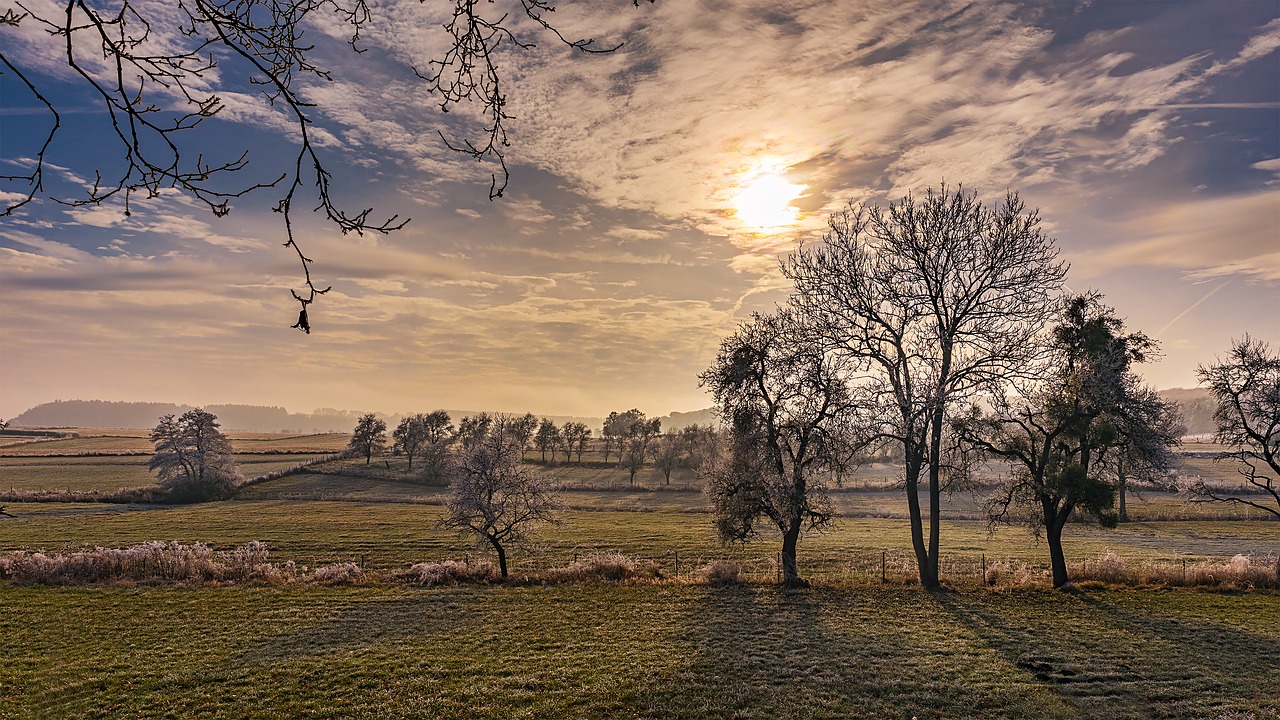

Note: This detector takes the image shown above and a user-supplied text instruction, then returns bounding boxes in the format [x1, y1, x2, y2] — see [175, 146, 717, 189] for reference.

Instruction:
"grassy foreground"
[1, 583, 1276, 719]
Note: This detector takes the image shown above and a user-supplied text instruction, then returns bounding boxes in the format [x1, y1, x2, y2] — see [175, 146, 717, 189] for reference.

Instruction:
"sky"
[2, 0, 1278, 421]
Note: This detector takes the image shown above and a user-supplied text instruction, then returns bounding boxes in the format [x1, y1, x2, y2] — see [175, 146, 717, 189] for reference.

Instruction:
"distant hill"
[11, 394, 1206, 436]
[9, 400, 368, 433]
[8, 399, 720, 435]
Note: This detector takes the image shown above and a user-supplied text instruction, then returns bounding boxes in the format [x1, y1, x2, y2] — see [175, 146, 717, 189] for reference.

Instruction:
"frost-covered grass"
[1, 583, 1276, 719]
[2, 499, 1277, 588]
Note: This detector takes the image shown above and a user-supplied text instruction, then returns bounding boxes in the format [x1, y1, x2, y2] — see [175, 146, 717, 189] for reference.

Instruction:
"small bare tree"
[417, 410, 455, 482]
[441, 422, 561, 577]
[349, 413, 387, 464]
[1190, 335, 1280, 518]
[701, 308, 867, 587]
[149, 409, 241, 501]
[393, 414, 432, 471]
[561, 422, 592, 463]
[510, 413, 540, 460]
[653, 432, 684, 485]
[535, 418, 559, 462]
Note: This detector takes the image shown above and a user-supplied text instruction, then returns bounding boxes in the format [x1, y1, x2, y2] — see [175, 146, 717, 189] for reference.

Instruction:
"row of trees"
[700, 184, 1273, 589]
[348, 407, 723, 484]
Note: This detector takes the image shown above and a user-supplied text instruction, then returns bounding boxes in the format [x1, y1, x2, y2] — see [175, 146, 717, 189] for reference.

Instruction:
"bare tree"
[680, 423, 722, 472]
[1, 0, 652, 330]
[601, 412, 622, 464]
[393, 414, 432, 471]
[957, 296, 1180, 587]
[417, 410, 455, 482]
[149, 409, 241, 501]
[349, 413, 387, 464]
[535, 417, 559, 462]
[1111, 385, 1184, 522]
[561, 421, 591, 463]
[510, 413, 540, 460]
[701, 309, 866, 587]
[610, 409, 659, 485]
[441, 420, 561, 577]
[652, 431, 683, 485]
[455, 413, 493, 451]
[783, 184, 1067, 589]
[1190, 335, 1280, 518]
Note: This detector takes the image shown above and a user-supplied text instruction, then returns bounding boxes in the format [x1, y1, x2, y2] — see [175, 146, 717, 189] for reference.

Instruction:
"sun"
[733, 172, 805, 229]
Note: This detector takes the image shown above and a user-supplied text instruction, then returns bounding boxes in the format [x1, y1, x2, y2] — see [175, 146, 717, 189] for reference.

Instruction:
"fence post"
[982, 553, 987, 586]
[674, 551, 679, 578]
[881, 550, 886, 584]
[1182, 559, 1186, 584]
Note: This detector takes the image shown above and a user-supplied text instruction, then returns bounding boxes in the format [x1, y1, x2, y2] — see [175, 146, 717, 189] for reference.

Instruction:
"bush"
[545, 552, 663, 583]
[399, 560, 495, 586]
[0, 541, 296, 585]
[309, 562, 365, 585]
[697, 561, 741, 584]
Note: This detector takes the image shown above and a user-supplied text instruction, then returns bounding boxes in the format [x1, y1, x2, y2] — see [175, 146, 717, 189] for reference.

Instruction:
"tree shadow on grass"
[634, 584, 1071, 720]
[933, 587, 1280, 720]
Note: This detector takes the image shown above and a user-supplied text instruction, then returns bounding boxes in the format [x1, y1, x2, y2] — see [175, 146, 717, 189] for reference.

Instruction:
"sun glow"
[733, 172, 806, 229]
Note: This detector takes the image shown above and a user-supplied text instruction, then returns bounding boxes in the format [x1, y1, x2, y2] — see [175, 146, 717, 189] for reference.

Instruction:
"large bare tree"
[783, 184, 1067, 588]
[1191, 335, 1280, 518]
[700, 308, 866, 587]
[1, 0, 651, 330]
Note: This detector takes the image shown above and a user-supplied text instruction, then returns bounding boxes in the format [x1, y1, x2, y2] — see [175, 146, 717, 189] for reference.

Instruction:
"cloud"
[1071, 190, 1280, 282]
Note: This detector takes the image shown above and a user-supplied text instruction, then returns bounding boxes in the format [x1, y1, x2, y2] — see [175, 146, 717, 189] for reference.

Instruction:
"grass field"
[1, 584, 1276, 719]
[2, 432, 1277, 718]
[2, 494, 1276, 580]
[0, 454, 332, 493]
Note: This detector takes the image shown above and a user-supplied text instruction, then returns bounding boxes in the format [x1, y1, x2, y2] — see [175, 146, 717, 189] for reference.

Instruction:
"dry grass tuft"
[697, 560, 742, 584]
[1073, 550, 1279, 589]
[0, 541, 290, 584]
[398, 560, 496, 586]
[544, 552, 664, 583]
[0, 540, 372, 586]
[308, 561, 366, 585]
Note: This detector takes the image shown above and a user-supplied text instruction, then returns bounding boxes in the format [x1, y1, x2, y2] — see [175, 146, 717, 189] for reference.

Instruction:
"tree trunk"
[780, 521, 805, 587]
[407, 454, 413, 471]
[924, 405, 946, 590]
[492, 539, 508, 578]
[904, 455, 934, 588]
[1046, 510, 1069, 588]
[1117, 455, 1128, 523]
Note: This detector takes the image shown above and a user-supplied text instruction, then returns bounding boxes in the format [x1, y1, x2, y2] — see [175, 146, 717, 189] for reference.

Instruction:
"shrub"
[545, 552, 663, 583]
[697, 560, 741, 584]
[0, 541, 296, 585]
[400, 560, 495, 586]
[309, 562, 365, 585]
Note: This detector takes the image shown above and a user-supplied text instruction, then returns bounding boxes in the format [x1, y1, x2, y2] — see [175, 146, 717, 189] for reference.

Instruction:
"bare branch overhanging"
[1, 0, 651, 331]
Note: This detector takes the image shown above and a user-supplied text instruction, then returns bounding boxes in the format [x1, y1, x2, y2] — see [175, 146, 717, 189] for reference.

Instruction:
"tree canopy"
[149, 408, 241, 501]
[782, 184, 1068, 588]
